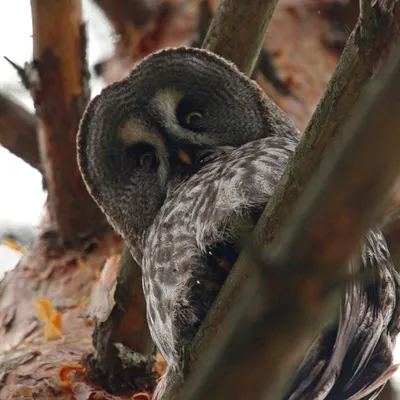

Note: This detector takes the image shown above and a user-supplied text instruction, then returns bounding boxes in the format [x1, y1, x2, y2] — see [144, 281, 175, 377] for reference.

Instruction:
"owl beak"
[177, 148, 193, 165]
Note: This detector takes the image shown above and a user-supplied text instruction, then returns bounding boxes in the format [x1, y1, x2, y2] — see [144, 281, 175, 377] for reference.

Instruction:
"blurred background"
[1, 1, 399, 398]
[0, 0, 114, 279]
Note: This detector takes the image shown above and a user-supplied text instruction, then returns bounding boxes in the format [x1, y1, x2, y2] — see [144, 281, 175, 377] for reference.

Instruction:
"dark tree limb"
[31, 0, 106, 244]
[0, 93, 40, 171]
[181, 35, 400, 400]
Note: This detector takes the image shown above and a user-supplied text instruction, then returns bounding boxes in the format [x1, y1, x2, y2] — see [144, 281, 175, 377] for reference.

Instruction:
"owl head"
[77, 47, 297, 238]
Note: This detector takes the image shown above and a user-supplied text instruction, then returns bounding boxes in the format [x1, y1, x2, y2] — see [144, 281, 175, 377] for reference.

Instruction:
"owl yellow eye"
[185, 111, 203, 126]
[176, 98, 206, 132]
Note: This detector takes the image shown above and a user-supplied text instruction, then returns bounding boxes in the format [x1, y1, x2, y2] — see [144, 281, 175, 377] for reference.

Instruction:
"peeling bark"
[31, 0, 106, 244]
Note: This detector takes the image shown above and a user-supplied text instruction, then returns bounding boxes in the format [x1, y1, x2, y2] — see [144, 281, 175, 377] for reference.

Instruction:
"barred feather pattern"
[142, 135, 400, 400]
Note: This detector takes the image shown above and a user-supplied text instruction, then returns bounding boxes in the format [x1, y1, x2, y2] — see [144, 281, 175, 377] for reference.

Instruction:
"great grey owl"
[77, 47, 400, 399]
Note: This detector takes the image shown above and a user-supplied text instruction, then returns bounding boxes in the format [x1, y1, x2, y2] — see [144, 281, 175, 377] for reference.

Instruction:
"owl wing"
[143, 134, 400, 400]
[284, 228, 400, 399]
[143, 135, 298, 390]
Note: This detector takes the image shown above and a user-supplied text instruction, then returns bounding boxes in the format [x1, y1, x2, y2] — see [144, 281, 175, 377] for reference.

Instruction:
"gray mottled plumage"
[77, 47, 400, 400]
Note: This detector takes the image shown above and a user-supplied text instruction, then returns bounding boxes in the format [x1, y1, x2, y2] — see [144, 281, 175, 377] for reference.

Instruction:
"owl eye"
[176, 98, 206, 133]
[125, 142, 159, 170]
[139, 152, 154, 168]
[185, 111, 203, 126]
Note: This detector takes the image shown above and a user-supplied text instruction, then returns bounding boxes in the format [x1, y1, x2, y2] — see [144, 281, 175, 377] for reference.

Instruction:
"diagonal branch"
[31, 0, 106, 244]
[0, 93, 41, 171]
[190, 0, 400, 369]
[182, 34, 400, 400]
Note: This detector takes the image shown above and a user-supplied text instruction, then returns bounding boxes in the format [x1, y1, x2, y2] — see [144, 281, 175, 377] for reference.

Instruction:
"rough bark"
[0, 232, 138, 400]
[182, 37, 400, 400]
[0, 93, 40, 171]
[31, 0, 106, 244]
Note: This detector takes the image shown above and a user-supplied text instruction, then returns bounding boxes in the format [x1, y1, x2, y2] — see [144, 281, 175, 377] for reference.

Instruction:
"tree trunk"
[31, 0, 106, 245]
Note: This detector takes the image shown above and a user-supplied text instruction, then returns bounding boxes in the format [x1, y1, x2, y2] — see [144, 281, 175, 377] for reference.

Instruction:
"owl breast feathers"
[76, 47, 400, 400]
[143, 134, 298, 366]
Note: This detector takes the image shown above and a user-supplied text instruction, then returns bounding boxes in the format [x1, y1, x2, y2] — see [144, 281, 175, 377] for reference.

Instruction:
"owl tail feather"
[153, 364, 183, 400]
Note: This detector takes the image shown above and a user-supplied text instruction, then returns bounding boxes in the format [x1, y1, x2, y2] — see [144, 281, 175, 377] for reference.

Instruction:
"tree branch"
[190, 0, 400, 369]
[181, 35, 400, 400]
[202, 0, 280, 75]
[0, 93, 40, 171]
[31, 0, 106, 244]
